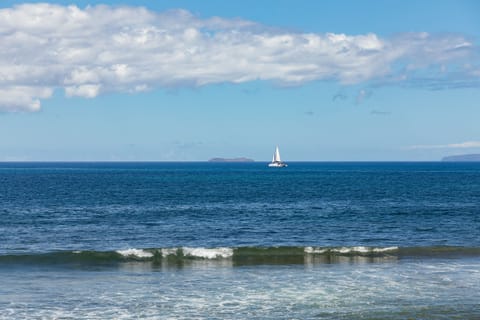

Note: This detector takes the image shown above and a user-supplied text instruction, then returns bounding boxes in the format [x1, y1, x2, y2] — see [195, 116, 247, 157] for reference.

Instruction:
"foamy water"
[305, 246, 399, 254]
[116, 249, 153, 258]
[1, 258, 479, 319]
[182, 247, 234, 259]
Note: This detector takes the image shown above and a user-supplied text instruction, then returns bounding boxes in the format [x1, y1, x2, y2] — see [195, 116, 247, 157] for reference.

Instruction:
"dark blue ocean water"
[1, 162, 480, 252]
[1, 162, 480, 319]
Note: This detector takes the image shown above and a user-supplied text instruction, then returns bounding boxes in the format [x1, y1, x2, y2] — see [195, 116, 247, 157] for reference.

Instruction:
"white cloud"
[408, 141, 480, 150]
[0, 3, 478, 111]
[65, 84, 101, 98]
[0, 86, 52, 112]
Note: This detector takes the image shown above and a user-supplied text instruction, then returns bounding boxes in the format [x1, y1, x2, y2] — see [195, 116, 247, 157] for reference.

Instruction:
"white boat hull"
[268, 162, 287, 167]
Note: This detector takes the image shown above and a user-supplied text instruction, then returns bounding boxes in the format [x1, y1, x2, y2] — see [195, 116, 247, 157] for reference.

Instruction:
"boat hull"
[268, 162, 288, 167]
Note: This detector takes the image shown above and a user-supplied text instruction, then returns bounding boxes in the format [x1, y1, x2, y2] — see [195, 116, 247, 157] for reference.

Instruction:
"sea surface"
[0, 162, 479, 319]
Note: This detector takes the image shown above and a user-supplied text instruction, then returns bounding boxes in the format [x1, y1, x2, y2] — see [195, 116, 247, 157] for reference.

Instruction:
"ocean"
[0, 162, 479, 319]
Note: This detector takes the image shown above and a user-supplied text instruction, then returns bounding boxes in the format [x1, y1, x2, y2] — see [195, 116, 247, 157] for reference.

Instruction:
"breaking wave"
[117, 249, 154, 258]
[1, 246, 479, 267]
[304, 246, 399, 254]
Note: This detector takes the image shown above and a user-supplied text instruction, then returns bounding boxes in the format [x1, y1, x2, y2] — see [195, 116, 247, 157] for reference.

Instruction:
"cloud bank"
[0, 3, 478, 111]
[408, 141, 480, 150]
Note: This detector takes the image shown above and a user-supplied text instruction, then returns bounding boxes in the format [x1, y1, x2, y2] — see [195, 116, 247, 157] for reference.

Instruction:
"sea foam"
[372, 246, 398, 253]
[116, 249, 153, 258]
[182, 247, 233, 259]
[160, 248, 179, 257]
[304, 247, 328, 254]
[304, 246, 399, 254]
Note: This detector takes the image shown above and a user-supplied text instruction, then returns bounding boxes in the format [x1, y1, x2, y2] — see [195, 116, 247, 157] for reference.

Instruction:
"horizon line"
[0, 160, 465, 163]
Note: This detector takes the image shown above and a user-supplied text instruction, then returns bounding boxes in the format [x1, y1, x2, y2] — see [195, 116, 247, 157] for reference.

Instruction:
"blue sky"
[1, 0, 480, 161]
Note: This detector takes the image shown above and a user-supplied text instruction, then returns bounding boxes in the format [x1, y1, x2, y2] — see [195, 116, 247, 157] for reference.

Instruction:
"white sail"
[274, 146, 281, 162]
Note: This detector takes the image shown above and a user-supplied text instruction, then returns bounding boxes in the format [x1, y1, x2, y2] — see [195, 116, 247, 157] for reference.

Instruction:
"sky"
[1, 0, 480, 161]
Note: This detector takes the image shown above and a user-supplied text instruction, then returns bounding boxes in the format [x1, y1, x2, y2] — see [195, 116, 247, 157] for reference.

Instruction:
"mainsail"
[274, 146, 281, 162]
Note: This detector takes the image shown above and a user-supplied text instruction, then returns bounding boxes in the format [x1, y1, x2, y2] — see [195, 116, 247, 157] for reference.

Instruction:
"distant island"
[208, 157, 254, 163]
[442, 154, 480, 162]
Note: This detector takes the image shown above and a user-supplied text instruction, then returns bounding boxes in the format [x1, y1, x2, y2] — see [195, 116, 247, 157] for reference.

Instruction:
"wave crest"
[2, 246, 479, 267]
[116, 249, 153, 258]
[182, 247, 233, 259]
[305, 246, 399, 254]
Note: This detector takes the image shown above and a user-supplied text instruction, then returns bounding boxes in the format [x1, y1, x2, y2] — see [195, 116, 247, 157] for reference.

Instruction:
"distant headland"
[441, 154, 480, 162]
[208, 157, 254, 163]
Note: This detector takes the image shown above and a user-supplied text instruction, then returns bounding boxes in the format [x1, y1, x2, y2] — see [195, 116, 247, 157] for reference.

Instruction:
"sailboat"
[268, 146, 288, 167]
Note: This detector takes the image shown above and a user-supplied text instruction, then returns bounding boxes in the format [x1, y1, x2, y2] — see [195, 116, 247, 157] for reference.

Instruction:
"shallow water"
[1, 258, 479, 319]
